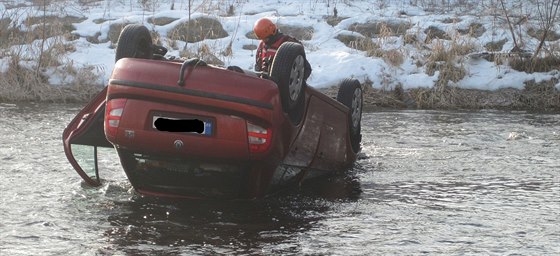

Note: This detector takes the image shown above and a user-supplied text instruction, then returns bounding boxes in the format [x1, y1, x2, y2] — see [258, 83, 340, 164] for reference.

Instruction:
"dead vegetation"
[168, 16, 228, 43]
[510, 56, 560, 73]
[0, 60, 102, 102]
[320, 79, 559, 112]
[325, 15, 347, 27]
[148, 17, 178, 26]
[407, 78, 560, 112]
[245, 24, 314, 41]
[348, 21, 412, 38]
[0, 0, 558, 111]
[0, 2, 101, 102]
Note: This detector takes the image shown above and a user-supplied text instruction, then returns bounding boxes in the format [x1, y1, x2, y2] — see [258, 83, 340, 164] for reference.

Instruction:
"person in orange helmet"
[253, 17, 312, 79]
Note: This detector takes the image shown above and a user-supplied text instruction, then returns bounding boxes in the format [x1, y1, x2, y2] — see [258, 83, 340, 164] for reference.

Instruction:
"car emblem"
[174, 140, 184, 150]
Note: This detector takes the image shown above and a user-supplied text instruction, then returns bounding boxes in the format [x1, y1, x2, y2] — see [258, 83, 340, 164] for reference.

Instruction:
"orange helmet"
[253, 18, 277, 40]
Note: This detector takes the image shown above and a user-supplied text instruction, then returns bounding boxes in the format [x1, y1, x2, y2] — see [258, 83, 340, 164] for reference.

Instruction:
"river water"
[1, 103, 559, 255]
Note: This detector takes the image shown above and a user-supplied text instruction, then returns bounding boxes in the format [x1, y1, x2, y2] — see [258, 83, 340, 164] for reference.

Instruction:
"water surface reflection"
[97, 172, 362, 255]
[1, 104, 558, 255]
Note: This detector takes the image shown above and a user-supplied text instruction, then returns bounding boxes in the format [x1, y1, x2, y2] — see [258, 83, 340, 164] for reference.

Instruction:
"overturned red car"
[63, 24, 363, 199]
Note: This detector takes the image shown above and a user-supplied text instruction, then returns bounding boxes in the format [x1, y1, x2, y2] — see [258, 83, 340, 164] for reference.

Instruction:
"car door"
[62, 87, 113, 186]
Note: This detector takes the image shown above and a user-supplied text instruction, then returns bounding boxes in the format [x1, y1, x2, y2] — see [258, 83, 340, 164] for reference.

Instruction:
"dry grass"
[319, 81, 409, 110]
[409, 83, 464, 109]
[179, 43, 225, 66]
[320, 80, 559, 112]
[519, 79, 560, 111]
[383, 49, 404, 67]
[325, 15, 347, 26]
[424, 26, 451, 42]
[527, 28, 560, 42]
[425, 38, 477, 88]
[0, 58, 103, 102]
[348, 21, 412, 38]
[484, 39, 508, 51]
[336, 35, 408, 64]
[457, 23, 486, 38]
[1, 13, 83, 48]
[0, 0, 558, 111]
[332, 23, 559, 112]
[509, 56, 560, 73]
[0, 7, 103, 102]
[168, 17, 228, 43]
[407, 79, 560, 112]
[148, 17, 178, 26]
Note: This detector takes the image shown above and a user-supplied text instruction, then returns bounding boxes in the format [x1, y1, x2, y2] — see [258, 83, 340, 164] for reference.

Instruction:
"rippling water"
[1, 103, 559, 255]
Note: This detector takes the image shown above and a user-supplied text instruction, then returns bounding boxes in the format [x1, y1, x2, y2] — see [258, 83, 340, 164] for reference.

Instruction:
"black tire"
[269, 42, 307, 124]
[115, 24, 153, 62]
[336, 78, 362, 152]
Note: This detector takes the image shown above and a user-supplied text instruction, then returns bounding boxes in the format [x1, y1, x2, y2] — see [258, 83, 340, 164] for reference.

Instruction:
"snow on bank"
[1, 0, 559, 91]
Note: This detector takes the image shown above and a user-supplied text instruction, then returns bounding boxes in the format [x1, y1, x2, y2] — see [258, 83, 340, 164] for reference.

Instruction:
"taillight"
[105, 98, 127, 140]
[247, 122, 272, 153]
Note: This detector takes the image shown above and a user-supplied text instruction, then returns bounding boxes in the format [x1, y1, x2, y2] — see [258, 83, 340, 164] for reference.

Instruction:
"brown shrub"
[148, 17, 179, 26]
[441, 17, 462, 24]
[485, 39, 508, 51]
[519, 79, 560, 111]
[424, 26, 450, 42]
[336, 34, 363, 48]
[510, 56, 560, 73]
[0, 60, 103, 103]
[325, 16, 347, 26]
[0, 61, 50, 102]
[408, 85, 527, 110]
[527, 28, 560, 41]
[383, 49, 404, 67]
[403, 33, 418, 45]
[348, 21, 412, 38]
[457, 23, 486, 38]
[168, 17, 228, 43]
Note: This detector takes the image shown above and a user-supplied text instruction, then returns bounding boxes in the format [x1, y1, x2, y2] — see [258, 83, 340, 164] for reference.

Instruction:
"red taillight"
[105, 98, 127, 140]
[247, 122, 272, 153]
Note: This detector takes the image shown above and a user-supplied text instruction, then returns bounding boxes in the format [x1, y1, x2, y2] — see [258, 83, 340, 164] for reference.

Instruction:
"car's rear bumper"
[118, 150, 249, 198]
[117, 149, 290, 199]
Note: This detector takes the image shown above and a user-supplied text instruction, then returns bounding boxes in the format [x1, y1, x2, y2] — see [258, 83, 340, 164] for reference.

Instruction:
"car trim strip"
[109, 79, 273, 110]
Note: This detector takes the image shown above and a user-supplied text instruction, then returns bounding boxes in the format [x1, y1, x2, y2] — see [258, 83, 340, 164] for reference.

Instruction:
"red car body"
[63, 25, 362, 199]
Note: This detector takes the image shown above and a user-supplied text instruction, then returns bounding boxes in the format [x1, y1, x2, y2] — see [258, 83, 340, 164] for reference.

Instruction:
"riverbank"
[321, 78, 560, 112]
[1, 79, 558, 112]
[1, 0, 559, 111]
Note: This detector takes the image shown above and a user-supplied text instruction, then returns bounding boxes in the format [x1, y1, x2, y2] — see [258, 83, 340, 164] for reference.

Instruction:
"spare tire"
[336, 78, 363, 152]
[269, 42, 307, 124]
[115, 24, 153, 62]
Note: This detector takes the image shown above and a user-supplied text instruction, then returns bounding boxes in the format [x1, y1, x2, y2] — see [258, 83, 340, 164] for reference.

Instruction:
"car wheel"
[336, 78, 362, 152]
[115, 24, 153, 62]
[269, 42, 307, 124]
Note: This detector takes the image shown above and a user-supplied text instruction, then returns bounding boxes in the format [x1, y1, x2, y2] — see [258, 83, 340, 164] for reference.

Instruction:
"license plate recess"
[152, 114, 213, 136]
